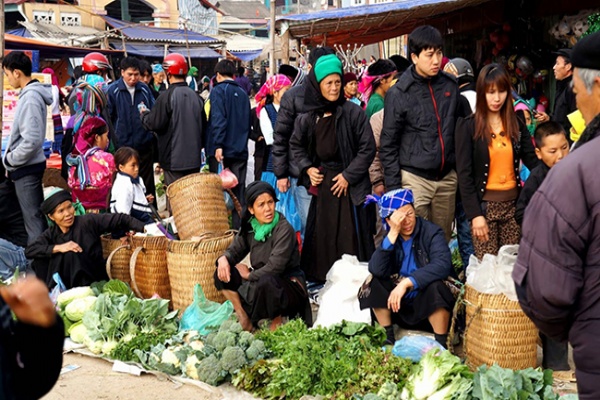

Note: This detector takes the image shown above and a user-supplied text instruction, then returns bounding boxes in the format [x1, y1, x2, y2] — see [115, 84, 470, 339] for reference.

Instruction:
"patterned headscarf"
[357, 69, 395, 102]
[365, 188, 414, 230]
[42, 67, 60, 89]
[255, 74, 292, 116]
[67, 116, 108, 190]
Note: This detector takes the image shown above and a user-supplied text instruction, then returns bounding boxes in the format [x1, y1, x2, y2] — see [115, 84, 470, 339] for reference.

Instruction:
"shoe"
[552, 370, 576, 383]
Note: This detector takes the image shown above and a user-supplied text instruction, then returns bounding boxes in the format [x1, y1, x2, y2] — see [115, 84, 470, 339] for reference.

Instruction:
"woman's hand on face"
[235, 264, 251, 280]
[331, 173, 349, 197]
[217, 256, 231, 283]
[387, 208, 407, 234]
[54, 241, 83, 254]
[307, 167, 324, 187]
[471, 216, 489, 242]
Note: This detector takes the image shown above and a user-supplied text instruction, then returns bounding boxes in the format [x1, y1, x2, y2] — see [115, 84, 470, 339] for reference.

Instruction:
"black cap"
[572, 32, 600, 70]
[553, 48, 572, 61]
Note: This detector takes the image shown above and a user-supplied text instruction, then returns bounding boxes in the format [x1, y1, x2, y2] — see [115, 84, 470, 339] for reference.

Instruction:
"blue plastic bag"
[179, 284, 234, 335]
[392, 335, 445, 362]
[49, 273, 67, 304]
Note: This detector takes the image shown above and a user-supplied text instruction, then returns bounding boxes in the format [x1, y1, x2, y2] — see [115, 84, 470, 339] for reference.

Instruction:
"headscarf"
[365, 188, 414, 230]
[73, 80, 108, 134]
[201, 75, 210, 85]
[314, 54, 343, 83]
[188, 66, 199, 77]
[514, 98, 536, 136]
[152, 64, 164, 74]
[67, 116, 108, 190]
[357, 59, 396, 101]
[41, 189, 72, 216]
[42, 67, 60, 89]
[241, 181, 279, 236]
[254, 74, 292, 116]
[303, 55, 345, 113]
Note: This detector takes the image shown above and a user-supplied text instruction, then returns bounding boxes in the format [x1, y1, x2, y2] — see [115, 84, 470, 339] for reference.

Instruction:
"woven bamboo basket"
[464, 284, 538, 370]
[166, 173, 230, 240]
[167, 231, 236, 310]
[101, 235, 133, 286]
[129, 236, 171, 301]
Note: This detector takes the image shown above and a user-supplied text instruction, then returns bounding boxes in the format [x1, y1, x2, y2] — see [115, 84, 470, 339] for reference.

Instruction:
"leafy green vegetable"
[69, 322, 88, 344]
[110, 331, 173, 361]
[65, 296, 97, 322]
[472, 364, 558, 400]
[57, 286, 94, 308]
[102, 279, 133, 296]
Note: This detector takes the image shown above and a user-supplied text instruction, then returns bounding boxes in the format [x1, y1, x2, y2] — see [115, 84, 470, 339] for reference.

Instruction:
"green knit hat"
[314, 54, 343, 83]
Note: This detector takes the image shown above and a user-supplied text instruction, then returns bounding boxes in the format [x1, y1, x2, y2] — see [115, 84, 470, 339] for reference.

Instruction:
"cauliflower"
[237, 331, 255, 350]
[189, 340, 205, 352]
[212, 331, 237, 352]
[161, 348, 182, 368]
[197, 354, 226, 386]
[57, 287, 94, 308]
[83, 335, 103, 354]
[102, 340, 118, 356]
[220, 346, 247, 374]
[245, 339, 266, 361]
[183, 330, 200, 343]
[184, 354, 201, 380]
[69, 322, 88, 344]
[377, 381, 400, 400]
[65, 296, 97, 322]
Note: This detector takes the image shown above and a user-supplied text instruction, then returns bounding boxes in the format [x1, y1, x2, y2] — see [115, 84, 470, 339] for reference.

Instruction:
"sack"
[179, 284, 234, 335]
[219, 164, 238, 189]
[392, 335, 445, 362]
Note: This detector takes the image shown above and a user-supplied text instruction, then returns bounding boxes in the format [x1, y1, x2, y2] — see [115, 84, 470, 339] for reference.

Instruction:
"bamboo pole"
[269, 0, 275, 77]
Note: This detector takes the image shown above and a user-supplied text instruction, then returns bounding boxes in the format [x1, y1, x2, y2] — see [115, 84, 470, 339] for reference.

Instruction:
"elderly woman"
[290, 54, 376, 283]
[26, 190, 145, 289]
[359, 189, 455, 347]
[214, 181, 310, 332]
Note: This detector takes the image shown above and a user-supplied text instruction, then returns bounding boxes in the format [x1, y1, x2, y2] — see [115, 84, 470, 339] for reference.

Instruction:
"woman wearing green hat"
[289, 53, 376, 283]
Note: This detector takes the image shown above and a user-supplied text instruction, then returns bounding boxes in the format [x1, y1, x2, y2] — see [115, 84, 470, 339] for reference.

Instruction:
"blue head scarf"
[365, 188, 414, 230]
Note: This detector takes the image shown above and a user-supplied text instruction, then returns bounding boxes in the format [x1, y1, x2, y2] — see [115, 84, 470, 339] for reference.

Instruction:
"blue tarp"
[7, 27, 33, 38]
[230, 50, 262, 62]
[110, 42, 222, 59]
[103, 16, 223, 45]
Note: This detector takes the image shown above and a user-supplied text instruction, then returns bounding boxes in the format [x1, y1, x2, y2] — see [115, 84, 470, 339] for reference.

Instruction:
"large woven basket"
[464, 284, 538, 370]
[129, 236, 171, 301]
[166, 173, 230, 240]
[101, 235, 133, 286]
[167, 231, 236, 310]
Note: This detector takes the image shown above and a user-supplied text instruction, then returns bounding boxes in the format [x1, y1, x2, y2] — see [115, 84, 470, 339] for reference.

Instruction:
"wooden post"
[282, 29, 290, 65]
[269, 0, 276, 77]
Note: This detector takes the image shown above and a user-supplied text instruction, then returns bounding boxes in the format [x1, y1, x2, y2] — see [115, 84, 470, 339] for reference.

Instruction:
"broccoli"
[204, 332, 217, 347]
[220, 346, 247, 374]
[212, 331, 237, 352]
[237, 331, 255, 350]
[245, 339, 266, 361]
[197, 354, 226, 386]
[377, 381, 400, 400]
[362, 394, 384, 400]
[218, 319, 235, 332]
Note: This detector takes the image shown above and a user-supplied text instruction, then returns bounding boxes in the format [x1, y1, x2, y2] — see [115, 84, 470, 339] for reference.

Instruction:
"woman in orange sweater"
[455, 64, 539, 259]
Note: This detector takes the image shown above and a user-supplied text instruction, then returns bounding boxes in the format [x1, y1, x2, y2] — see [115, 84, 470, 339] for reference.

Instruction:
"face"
[122, 68, 140, 87]
[248, 193, 276, 225]
[141, 71, 152, 85]
[344, 80, 358, 97]
[553, 56, 572, 81]
[3, 68, 21, 89]
[94, 130, 110, 150]
[387, 204, 416, 238]
[522, 109, 532, 126]
[380, 75, 395, 94]
[319, 74, 342, 102]
[153, 71, 165, 84]
[536, 133, 570, 168]
[119, 156, 139, 178]
[49, 201, 75, 230]
[273, 85, 290, 104]
[485, 84, 508, 114]
[572, 68, 600, 125]
[411, 47, 443, 78]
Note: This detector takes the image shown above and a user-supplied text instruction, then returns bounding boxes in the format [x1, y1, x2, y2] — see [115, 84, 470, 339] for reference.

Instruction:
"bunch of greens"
[234, 319, 403, 399]
[472, 364, 558, 400]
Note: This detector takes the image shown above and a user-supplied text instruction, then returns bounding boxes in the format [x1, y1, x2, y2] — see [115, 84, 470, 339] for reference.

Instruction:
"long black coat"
[272, 84, 306, 179]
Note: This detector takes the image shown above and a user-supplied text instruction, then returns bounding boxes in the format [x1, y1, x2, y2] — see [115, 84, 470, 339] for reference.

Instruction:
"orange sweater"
[486, 133, 516, 191]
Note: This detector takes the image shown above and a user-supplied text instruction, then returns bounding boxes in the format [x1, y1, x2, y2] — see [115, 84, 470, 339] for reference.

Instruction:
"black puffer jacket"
[380, 66, 460, 190]
[272, 84, 306, 179]
[552, 76, 577, 134]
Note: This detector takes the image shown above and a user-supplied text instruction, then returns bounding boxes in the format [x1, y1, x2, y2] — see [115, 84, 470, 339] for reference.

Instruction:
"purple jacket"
[513, 124, 600, 399]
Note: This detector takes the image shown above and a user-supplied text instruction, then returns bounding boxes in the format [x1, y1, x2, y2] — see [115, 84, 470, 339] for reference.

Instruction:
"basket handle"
[225, 188, 242, 217]
[105, 244, 130, 280]
[129, 246, 145, 298]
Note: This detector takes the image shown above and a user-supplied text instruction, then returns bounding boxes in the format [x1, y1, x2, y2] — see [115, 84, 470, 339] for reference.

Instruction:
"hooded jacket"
[2, 81, 52, 175]
[380, 66, 460, 190]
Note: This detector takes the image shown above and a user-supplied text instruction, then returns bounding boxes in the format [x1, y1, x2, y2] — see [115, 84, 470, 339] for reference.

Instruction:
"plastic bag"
[495, 245, 519, 301]
[179, 284, 234, 335]
[392, 335, 445, 362]
[49, 273, 67, 305]
[219, 165, 238, 189]
[275, 188, 302, 233]
[465, 245, 519, 300]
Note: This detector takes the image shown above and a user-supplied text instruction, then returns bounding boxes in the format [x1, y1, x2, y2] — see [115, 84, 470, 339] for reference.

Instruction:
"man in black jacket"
[551, 49, 577, 137]
[140, 53, 205, 186]
[272, 47, 335, 239]
[380, 25, 461, 242]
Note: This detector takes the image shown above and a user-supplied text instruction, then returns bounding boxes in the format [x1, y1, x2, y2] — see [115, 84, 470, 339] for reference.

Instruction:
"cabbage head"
[65, 296, 97, 322]
[57, 287, 94, 308]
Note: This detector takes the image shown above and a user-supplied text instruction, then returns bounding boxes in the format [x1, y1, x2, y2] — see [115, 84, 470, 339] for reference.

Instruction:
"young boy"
[514, 121, 573, 382]
[515, 121, 570, 226]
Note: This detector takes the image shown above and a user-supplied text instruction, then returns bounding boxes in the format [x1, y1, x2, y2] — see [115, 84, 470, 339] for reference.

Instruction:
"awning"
[7, 27, 33, 38]
[275, 0, 495, 46]
[103, 15, 224, 46]
[229, 50, 262, 61]
[110, 42, 223, 59]
[17, 21, 110, 47]
[5, 33, 121, 58]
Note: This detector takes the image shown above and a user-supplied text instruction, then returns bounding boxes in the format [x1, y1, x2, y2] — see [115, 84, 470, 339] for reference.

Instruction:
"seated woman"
[26, 190, 146, 289]
[214, 181, 311, 332]
[359, 189, 455, 347]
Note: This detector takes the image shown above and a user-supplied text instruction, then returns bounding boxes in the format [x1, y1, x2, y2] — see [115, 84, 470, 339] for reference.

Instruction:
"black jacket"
[0, 298, 64, 400]
[515, 163, 549, 226]
[455, 115, 539, 221]
[141, 82, 205, 171]
[369, 217, 453, 289]
[552, 76, 577, 134]
[289, 101, 376, 206]
[380, 66, 460, 190]
[272, 84, 306, 179]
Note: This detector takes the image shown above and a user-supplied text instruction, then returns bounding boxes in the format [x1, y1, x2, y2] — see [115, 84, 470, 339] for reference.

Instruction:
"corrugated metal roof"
[216, 0, 270, 20]
[19, 21, 111, 47]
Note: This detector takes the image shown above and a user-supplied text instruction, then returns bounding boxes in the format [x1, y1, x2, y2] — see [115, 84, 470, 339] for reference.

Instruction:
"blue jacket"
[107, 79, 155, 150]
[206, 79, 251, 160]
[368, 217, 453, 289]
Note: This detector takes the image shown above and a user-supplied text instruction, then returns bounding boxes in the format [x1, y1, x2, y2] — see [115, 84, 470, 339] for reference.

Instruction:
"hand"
[217, 256, 231, 283]
[331, 173, 349, 198]
[137, 102, 148, 114]
[257, 136, 264, 142]
[215, 148, 224, 163]
[387, 281, 408, 313]
[53, 241, 83, 254]
[146, 194, 155, 203]
[0, 276, 56, 328]
[534, 111, 550, 123]
[387, 208, 410, 234]
[277, 178, 290, 193]
[307, 167, 324, 187]
[471, 216, 489, 242]
[373, 184, 385, 197]
[235, 264, 251, 280]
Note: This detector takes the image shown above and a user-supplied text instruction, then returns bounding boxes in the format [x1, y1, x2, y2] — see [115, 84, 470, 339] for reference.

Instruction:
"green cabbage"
[57, 287, 94, 309]
[102, 280, 133, 296]
[69, 322, 88, 344]
[65, 296, 97, 322]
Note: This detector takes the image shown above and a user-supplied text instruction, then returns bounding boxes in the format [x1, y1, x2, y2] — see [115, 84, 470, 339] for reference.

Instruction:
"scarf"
[250, 212, 280, 242]
[255, 74, 291, 117]
[303, 67, 346, 114]
[358, 70, 395, 102]
[365, 188, 414, 230]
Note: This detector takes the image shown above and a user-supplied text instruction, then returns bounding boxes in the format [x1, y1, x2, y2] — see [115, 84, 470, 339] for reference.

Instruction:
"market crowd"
[1, 23, 600, 399]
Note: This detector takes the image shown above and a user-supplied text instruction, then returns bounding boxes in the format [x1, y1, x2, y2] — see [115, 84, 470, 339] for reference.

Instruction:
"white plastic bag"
[465, 245, 519, 300]
[495, 245, 519, 301]
[314, 254, 371, 328]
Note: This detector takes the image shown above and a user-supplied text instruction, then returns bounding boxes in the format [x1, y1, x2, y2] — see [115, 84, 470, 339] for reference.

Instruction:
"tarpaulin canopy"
[5, 33, 121, 58]
[229, 50, 263, 61]
[275, 0, 494, 46]
[103, 15, 224, 46]
[110, 42, 223, 59]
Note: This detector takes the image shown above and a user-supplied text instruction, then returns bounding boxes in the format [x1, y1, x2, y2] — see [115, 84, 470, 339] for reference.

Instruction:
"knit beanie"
[314, 54, 343, 83]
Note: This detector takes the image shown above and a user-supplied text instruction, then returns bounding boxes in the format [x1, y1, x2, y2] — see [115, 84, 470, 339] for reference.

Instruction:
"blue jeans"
[455, 200, 474, 270]
[13, 173, 46, 245]
[0, 238, 27, 280]
[291, 178, 311, 241]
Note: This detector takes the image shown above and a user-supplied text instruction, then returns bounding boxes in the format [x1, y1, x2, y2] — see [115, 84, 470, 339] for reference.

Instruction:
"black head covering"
[41, 190, 72, 215]
[240, 181, 278, 233]
[572, 32, 600, 70]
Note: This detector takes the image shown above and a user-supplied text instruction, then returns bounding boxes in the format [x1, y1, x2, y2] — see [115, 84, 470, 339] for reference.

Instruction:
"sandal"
[552, 370, 577, 383]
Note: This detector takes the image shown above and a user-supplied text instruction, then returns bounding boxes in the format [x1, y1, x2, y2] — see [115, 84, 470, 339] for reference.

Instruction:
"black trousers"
[208, 157, 247, 229]
[138, 146, 156, 206]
